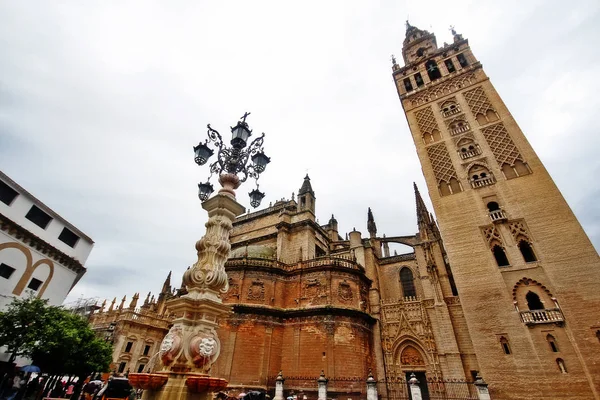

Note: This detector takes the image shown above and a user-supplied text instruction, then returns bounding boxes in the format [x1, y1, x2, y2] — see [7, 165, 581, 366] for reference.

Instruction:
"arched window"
[487, 202, 500, 212]
[492, 245, 510, 267]
[514, 160, 531, 176]
[400, 267, 417, 299]
[501, 163, 517, 179]
[425, 60, 441, 81]
[439, 182, 451, 196]
[499, 337, 511, 354]
[416, 47, 426, 57]
[556, 358, 567, 373]
[526, 291, 544, 310]
[546, 335, 558, 352]
[518, 240, 537, 262]
[449, 177, 462, 194]
[441, 101, 460, 116]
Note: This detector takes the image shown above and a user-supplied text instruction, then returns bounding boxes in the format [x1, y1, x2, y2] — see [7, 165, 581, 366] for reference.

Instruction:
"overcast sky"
[1, 1, 599, 306]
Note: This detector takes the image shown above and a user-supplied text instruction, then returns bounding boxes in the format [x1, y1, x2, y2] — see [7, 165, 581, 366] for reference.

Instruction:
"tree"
[0, 295, 51, 363]
[31, 309, 112, 376]
[0, 295, 112, 375]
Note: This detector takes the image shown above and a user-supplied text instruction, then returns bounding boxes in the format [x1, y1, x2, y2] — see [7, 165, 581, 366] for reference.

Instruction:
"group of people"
[0, 373, 48, 400]
[0, 371, 138, 400]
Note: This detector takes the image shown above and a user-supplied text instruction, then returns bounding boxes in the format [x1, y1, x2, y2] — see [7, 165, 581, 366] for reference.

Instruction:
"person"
[6, 373, 25, 400]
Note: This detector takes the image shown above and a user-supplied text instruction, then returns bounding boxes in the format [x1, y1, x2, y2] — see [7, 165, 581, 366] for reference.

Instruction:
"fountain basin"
[128, 373, 169, 390]
[185, 375, 228, 393]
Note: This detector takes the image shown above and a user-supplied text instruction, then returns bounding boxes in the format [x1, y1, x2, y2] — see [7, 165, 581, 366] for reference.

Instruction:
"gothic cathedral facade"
[392, 23, 600, 398]
[91, 24, 600, 400]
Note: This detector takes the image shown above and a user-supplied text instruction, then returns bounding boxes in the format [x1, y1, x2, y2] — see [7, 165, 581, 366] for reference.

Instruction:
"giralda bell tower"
[392, 23, 600, 399]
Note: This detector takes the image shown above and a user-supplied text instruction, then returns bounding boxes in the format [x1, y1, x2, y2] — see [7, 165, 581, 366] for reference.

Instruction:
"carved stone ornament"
[247, 280, 265, 301]
[338, 281, 354, 302]
[400, 346, 425, 366]
[222, 277, 239, 301]
[160, 327, 183, 366]
[189, 333, 220, 371]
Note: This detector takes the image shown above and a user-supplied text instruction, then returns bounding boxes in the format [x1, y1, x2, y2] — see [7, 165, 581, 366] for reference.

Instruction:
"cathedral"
[90, 23, 600, 400]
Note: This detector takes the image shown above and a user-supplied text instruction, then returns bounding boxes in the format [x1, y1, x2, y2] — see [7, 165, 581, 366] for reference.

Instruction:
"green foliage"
[0, 295, 113, 375]
[0, 295, 51, 361]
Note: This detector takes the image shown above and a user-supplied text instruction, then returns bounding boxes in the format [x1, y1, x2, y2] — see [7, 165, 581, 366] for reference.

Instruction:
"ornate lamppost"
[130, 113, 270, 400]
[194, 112, 270, 207]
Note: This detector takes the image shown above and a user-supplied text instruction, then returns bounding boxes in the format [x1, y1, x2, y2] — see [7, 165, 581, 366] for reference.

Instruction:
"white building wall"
[0, 172, 94, 265]
[0, 171, 94, 310]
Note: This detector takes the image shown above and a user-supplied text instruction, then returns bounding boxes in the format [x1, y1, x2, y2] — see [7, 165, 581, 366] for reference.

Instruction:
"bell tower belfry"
[392, 23, 600, 399]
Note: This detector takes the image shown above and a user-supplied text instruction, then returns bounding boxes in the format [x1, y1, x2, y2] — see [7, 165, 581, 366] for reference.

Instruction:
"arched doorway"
[399, 345, 430, 400]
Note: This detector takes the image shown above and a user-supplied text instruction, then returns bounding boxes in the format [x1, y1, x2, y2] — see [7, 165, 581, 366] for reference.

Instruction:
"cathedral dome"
[230, 245, 276, 259]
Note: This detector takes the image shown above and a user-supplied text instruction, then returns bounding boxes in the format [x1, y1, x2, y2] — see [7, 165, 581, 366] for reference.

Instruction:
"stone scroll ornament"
[189, 334, 221, 372]
[159, 326, 183, 366]
[182, 214, 233, 295]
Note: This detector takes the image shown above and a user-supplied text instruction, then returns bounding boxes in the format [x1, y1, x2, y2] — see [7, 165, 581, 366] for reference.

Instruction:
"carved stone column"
[141, 193, 245, 400]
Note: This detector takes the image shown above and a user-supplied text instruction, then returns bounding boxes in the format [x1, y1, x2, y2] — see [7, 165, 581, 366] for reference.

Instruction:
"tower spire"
[367, 207, 377, 238]
[298, 174, 314, 196]
[414, 183, 431, 225]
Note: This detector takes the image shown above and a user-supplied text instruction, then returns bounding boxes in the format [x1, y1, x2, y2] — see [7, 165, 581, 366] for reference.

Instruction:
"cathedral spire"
[367, 207, 377, 238]
[161, 271, 172, 294]
[414, 183, 431, 225]
[129, 292, 139, 309]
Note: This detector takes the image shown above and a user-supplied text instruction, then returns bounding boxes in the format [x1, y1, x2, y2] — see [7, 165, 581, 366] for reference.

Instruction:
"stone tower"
[392, 23, 600, 399]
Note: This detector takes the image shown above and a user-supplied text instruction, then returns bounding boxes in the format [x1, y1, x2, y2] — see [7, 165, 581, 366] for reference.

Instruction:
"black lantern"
[251, 151, 271, 173]
[198, 181, 214, 201]
[194, 141, 214, 166]
[230, 121, 252, 149]
[195, 113, 270, 205]
[249, 186, 265, 208]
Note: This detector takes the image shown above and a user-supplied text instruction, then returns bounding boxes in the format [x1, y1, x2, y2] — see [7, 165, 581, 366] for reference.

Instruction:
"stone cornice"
[225, 256, 370, 284]
[0, 212, 86, 274]
[232, 304, 377, 325]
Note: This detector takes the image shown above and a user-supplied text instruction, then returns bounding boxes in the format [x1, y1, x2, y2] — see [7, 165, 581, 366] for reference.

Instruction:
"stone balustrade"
[489, 209, 507, 222]
[459, 147, 481, 159]
[450, 123, 470, 135]
[471, 176, 495, 188]
[441, 107, 461, 118]
[520, 308, 564, 325]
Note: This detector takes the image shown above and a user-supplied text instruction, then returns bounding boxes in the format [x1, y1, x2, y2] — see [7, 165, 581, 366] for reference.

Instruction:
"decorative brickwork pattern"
[463, 87, 494, 116]
[415, 106, 439, 134]
[426, 143, 457, 183]
[481, 122, 524, 166]
[409, 73, 477, 106]
[509, 220, 532, 242]
[482, 225, 503, 246]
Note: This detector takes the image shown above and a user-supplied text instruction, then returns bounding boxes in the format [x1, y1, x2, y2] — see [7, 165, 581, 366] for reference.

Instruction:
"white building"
[0, 170, 94, 310]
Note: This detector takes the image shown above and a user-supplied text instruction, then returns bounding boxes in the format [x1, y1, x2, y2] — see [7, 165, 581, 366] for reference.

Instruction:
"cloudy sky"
[1, 1, 599, 306]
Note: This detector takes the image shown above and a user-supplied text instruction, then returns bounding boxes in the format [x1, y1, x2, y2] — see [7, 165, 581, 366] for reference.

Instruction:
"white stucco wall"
[0, 173, 94, 265]
[0, 231, 82, 308]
